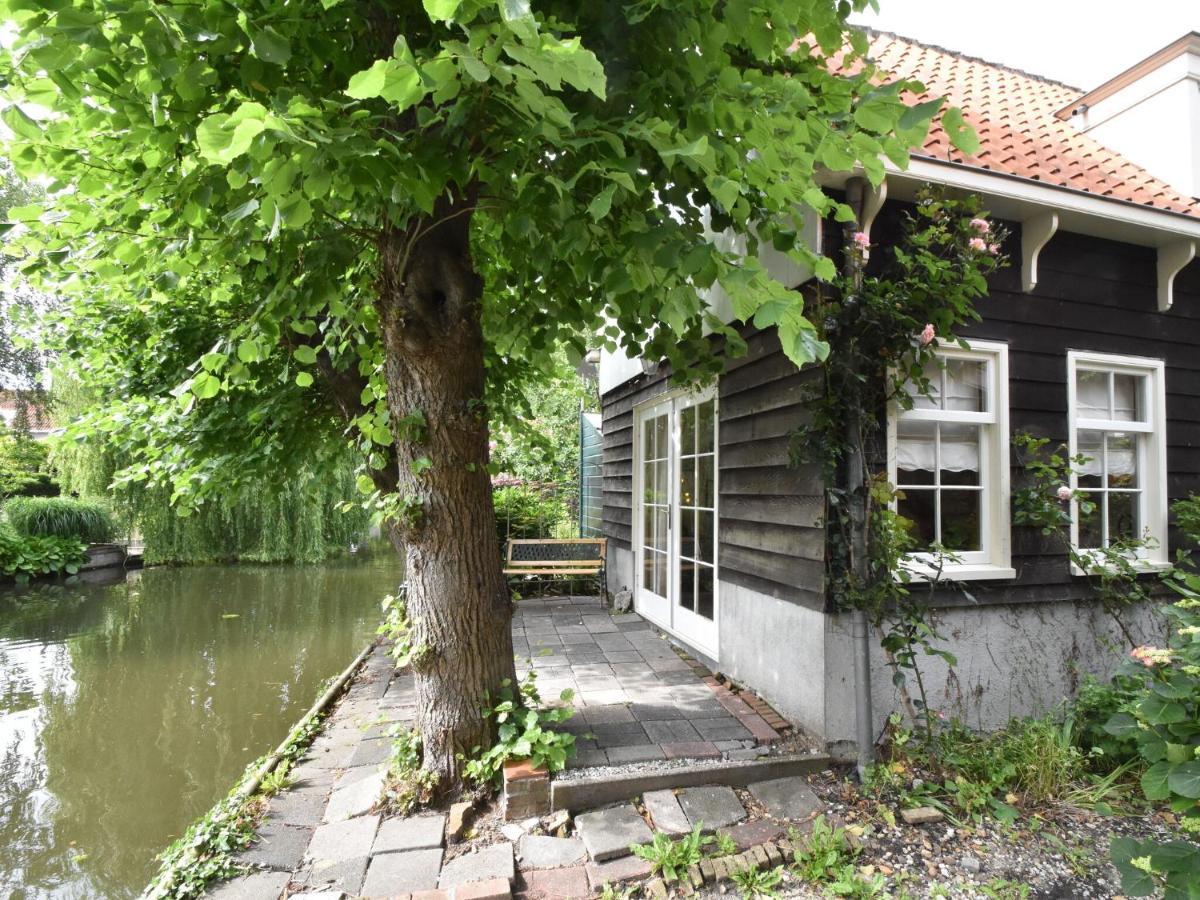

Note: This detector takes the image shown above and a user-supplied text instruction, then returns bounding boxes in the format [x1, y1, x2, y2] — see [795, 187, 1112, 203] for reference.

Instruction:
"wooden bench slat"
[504, 567, 603, 576]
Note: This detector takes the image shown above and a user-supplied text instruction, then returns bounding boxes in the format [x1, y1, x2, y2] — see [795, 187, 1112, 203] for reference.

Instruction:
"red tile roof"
[864, 32, 1199, 217]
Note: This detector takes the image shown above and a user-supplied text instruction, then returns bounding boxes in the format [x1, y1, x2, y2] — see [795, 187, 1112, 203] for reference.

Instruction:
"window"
[889, 340, 1013, 580]
[1067, 352, 1168, 567]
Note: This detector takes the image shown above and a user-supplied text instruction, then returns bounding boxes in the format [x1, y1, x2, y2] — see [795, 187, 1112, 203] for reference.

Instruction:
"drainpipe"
[843, 176, 875, 779]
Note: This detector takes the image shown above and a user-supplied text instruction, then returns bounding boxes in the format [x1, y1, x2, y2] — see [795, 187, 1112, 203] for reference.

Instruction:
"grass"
[4, 496, 116, 543]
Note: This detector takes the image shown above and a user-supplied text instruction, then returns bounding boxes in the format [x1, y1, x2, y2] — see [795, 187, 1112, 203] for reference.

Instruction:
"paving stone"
[306, 855, 370, 895]
[345, 739, 391, 768]
[693, 719, 753, 741]
[360, 848, 443, 895]
[748, 777, 824, 822]
[236, 821, 313, 870]
[575, 804, 653, 861]
[373, 814, 448, 853]
[642, 720, 701, 743]
[518, 834, 587, 869]
[584, 854, 653, 890]
[518, 865, 590, 899]
[307, 815, 380, 863]
[455, 878, 513, 899]
[716, 819, 785, 852]
[603, 745, 666, 764]
[900, 806, 944, 825]
[565, 748, 608, 769]
[581, 704, 634, 724]
[206, 871, 291, 900]
[438, 843, 516, 888]
[595, 730, 652, 749]
[286, 892, 347, 900]
[266, 786, 329, 827]
[676, 786, 746, 831]
[642, 790, 691, 836]
[324, 767, 386, 822]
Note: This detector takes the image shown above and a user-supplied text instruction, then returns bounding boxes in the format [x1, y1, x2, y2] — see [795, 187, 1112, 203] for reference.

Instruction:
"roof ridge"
[859, 27, 1085, 94]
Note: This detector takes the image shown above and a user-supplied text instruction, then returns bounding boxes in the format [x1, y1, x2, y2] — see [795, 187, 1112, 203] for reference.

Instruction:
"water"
[0, 549, 402, 899]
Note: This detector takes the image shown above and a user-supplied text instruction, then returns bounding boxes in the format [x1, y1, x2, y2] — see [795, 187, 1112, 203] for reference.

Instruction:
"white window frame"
[1066, 351, 1169, 573]
[888, 339, 1014, 581]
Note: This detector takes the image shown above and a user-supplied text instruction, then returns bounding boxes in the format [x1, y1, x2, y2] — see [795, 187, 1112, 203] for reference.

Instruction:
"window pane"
[1078, 499, 1103, 550]
[653, 550, 667, 598]
[652, 414, 668, 460]
[945, 359, 986, 412]
[642, 418, 654, 461]
[1112, 374, 1143, 423]
[1108, 491, 1139, 544]
[696, 400, 714, 453]
[680, 457, 695, 507]
[681, 404, 696, 457]
[1077, 430, 1104, 489]
[940, 490, 982, 552]
[643, 503, 655, 548]
[1106, 433, 1138, 488]
[654, 508, 668, 552]
[679, 561, 695, 611]
[897, 489, 935, 551]
[906, 358, 941, 410]
[939, 423, 980, 486]
[897, 419, 936, 486]
[681, 507, 696, 560]
[696, 456, 714, 508]
[1076, 369, 1109, 418]
[696, 567, 714, 620]
[697, 510, 713, 564]
[643, 552, 655, 594]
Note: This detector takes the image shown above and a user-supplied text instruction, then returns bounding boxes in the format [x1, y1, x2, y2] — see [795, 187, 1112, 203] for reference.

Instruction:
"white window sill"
[898, 563, 1017, 583]
[1069, 558, 1172, 577]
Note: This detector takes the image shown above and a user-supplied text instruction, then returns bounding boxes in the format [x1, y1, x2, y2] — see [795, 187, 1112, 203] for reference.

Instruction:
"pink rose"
[968, 237, 987, 252]
[852, 231, 870, 249]
[970, 218, 990, 234]
[988, 243, 1000, 254]
[1056, 486, 1072, 502]
[919, 324, 936, 346]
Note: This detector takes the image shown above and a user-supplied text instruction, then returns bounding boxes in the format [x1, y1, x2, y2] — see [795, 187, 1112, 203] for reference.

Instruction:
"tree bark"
[375, 196, 517, 792]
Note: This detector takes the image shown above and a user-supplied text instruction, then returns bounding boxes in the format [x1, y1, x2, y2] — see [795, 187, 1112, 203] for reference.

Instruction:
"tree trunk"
[375, 197, 517, 792]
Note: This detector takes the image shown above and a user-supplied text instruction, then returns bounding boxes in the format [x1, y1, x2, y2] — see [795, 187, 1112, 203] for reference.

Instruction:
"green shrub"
[5, 496, 116, 543]
[493, 484, 572, 548]
[0, 524, 88, 579]
[1070, 675, 1141, 769]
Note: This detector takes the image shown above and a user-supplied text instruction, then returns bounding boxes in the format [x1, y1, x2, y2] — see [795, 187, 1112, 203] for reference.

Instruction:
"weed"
[598, 883, 638, 899]
[728, 863, 784, 899]
[257, 763, 293, 797]
[827, 864, 887, 897]
[382, 726, 439, 814]
[630, 825, 709, 881]
[464, 672, 576, 784]
[979, 878, 1031, 899]
[791, 816, 856, 883]
[710, 832, 738, 857]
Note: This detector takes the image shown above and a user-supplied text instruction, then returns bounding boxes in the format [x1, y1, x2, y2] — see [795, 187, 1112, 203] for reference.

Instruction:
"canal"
[0, 548, 402, 899]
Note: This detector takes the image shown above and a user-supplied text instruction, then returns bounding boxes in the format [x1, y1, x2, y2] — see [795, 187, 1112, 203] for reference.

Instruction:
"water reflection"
[0, 549, 401, 899]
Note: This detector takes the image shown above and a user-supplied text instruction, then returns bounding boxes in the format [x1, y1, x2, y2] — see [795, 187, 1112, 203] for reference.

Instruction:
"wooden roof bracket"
[1021, 211, 1059, 293]
[1158, 240, 1196, 312]
[846, 176, 888, 239]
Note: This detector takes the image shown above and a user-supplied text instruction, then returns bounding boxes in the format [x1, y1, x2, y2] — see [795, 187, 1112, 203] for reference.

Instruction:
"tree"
[0, 0, 962, 787]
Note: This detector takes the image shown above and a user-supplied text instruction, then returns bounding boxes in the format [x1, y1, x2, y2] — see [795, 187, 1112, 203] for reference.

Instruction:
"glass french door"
[635, 390, 719, 658]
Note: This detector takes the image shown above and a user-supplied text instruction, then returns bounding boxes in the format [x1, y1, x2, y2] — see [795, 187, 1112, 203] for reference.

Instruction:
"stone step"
[551, 751, 831, 813]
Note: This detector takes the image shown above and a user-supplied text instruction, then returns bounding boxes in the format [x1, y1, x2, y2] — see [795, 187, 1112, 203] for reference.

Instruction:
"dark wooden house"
[599, 32, 1200, 752]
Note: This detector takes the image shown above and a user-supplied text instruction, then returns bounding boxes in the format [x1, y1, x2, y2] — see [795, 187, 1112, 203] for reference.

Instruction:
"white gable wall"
[598, 209, 821, 395]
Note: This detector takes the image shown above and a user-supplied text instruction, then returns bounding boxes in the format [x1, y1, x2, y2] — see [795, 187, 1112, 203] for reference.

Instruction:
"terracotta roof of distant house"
[862, 32, 1199, 217]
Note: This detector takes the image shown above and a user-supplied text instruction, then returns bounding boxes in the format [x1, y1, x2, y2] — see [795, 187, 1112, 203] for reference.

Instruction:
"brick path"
[512, 596, 787, 767]
[206, 597, 798, 899]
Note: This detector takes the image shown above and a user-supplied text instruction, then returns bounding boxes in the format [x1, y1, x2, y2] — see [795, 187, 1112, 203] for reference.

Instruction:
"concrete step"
[550, 751, 832, 813]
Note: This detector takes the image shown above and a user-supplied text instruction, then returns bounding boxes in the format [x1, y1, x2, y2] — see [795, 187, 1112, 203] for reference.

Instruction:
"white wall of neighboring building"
[1071, 41, 1200, 200]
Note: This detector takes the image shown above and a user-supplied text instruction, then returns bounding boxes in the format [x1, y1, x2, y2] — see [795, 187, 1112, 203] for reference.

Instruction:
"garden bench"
[503, 537, 608, 605]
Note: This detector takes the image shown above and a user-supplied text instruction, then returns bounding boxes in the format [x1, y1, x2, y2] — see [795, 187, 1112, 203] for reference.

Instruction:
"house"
[0, 390, 52, 440]
[599, 32, 1200, 755]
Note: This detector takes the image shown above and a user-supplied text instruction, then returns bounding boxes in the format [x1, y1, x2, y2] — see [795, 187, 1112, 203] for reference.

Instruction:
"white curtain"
[897, 428, 980, 474]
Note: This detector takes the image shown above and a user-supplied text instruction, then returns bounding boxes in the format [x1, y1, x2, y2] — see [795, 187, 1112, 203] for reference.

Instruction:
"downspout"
[843, 176, 874, 779]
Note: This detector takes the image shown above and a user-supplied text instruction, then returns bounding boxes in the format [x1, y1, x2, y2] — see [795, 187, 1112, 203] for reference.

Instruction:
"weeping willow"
[50, 381, 370, 565]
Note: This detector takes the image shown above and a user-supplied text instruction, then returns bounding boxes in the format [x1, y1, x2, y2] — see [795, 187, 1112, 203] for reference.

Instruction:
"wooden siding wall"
[870, 204, 1200, 606]
[600, 327, 827, 610]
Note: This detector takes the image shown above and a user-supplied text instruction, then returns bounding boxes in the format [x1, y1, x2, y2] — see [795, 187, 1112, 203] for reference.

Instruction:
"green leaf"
[192, 372, 221, 400]
[295, 371, 314, 387]
[587, 183, 617, 221]
[1168, 761, 1200, 800]
[196, 104, 268, 165]
[1142, 694, 1188, 725]
[223, 198, 260, 225]
[237, 340, 261, 363]
[345, 58, 425, 110]
[293, 345, 318, 364]
[899, 98, 945, 133]
[2, 106, 43, 141]
[659, 135, 708, 162]
[943, 106, 980, 156]
[422, 0, 462, 21]
[248, 25, 291, 65]
[1142, 761, 1173, 801]
[707, 175, 740, 211]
